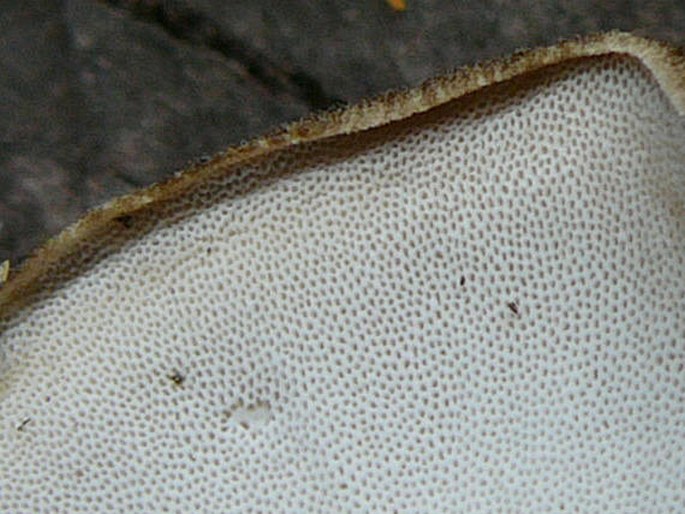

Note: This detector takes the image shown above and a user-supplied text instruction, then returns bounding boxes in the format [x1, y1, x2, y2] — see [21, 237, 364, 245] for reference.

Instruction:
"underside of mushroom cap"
[1, 32, 684, 512]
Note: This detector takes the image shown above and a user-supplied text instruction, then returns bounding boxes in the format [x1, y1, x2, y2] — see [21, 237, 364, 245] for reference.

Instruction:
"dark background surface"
[2, 0, 685, 264]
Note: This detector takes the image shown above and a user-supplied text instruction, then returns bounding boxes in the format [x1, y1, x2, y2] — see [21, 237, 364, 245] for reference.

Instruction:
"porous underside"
[1, 54, 684, 513]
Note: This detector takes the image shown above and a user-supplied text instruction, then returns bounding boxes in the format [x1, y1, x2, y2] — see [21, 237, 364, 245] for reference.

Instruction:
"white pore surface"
[1, 56, 684, 513]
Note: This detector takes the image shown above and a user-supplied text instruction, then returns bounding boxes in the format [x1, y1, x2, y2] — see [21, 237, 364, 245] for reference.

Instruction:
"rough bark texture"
[2, 0, 685, 264]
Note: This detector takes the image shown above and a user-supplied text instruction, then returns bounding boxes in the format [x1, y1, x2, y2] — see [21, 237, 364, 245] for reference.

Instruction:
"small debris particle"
[114, 214, 134, 228]
[460, 275, 465, 286]
[197, 154, 211, 164]
[16, 418, 31, 431]
[0, 260, 9, 284]
[169, 371, 185, 386]
[225, 400, 272, 430]
[386, 0, 407, 11]
[507, 301, 519, 316]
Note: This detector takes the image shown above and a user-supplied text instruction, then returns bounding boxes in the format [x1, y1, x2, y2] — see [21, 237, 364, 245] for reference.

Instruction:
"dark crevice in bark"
[101, 0, 343, 111]
[112, 169, 146, 188]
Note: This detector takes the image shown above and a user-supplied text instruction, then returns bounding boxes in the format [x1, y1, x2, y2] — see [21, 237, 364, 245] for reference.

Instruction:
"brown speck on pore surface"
[0, 32, 684, 512]
[168, 371, 185, 386]
[15, 418, 30, 432]
[507, 301, 520, 316]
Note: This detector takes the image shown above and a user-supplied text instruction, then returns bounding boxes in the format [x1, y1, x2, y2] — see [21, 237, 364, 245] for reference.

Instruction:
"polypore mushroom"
[1, 32, 684, 512]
